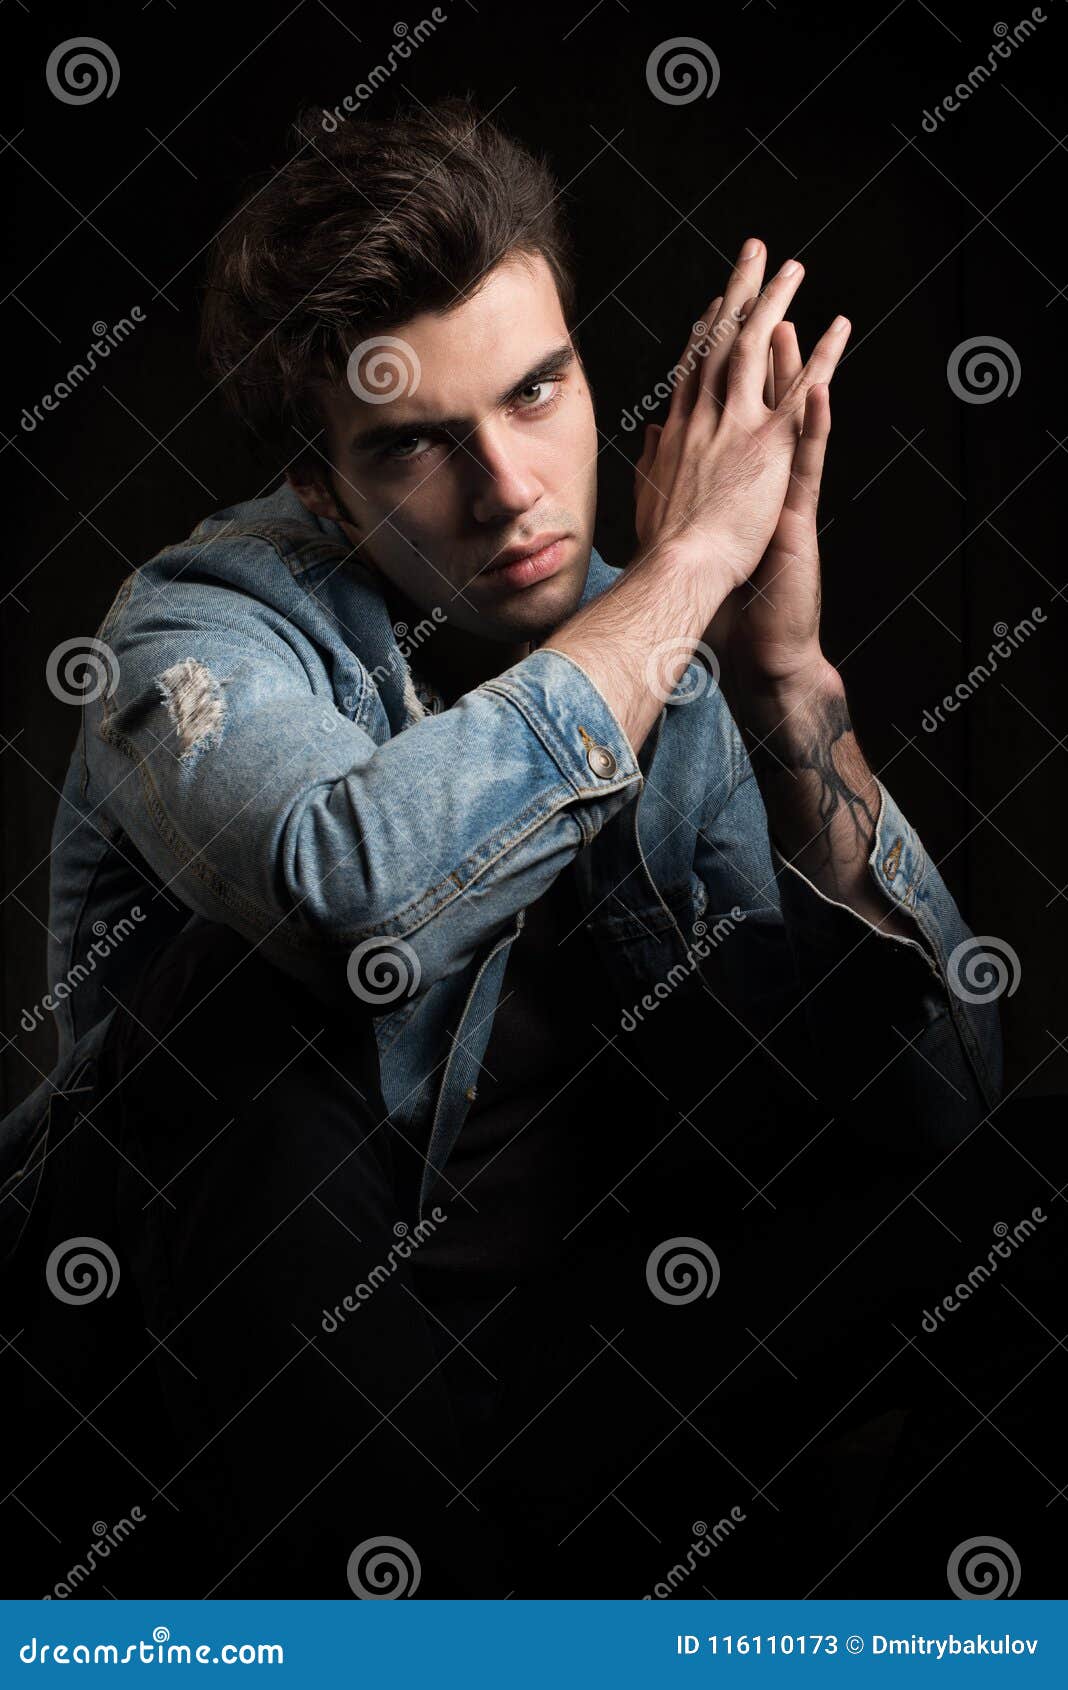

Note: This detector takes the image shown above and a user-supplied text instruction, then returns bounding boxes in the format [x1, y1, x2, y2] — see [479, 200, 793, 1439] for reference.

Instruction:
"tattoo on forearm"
[745, 694, 877, 859]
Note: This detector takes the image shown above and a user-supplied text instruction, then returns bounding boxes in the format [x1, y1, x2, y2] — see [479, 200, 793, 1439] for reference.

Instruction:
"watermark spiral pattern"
[346, 336, 422, 404]
[46, 638, 120, 706]
[45, 1237, 121, 1305]
[947, 1536, 1021, 1599]
[647, 1237, 721, 1304]
[947, 336, 1021, 404]
[46, 38, 120, 105]
[346, 1536, 422, 1598]
[346, 937, 422, 1006]
[644, 638, 720, 706]
[946, 935, 1021, 1004]
[646, 38, 721, 105]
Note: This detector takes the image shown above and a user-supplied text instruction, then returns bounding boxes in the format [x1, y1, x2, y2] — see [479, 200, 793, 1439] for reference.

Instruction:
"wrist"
[733, 660, 845, 777]
[639, 536, 738, 623]
[733, 656, 841, 735]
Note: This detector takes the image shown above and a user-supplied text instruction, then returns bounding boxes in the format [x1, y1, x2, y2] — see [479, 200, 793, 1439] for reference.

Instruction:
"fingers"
[634, 422, 662, 497]
[696, 236, 767, 409]
[723, 257, 807, 411]
[718, 237, 768, 332]
[671, 243, 846, 468]
[780, 315, 851, 412]
[781, 384, 831, 516]
[770, 320, 803, 409]
[664, 299, 723, 431]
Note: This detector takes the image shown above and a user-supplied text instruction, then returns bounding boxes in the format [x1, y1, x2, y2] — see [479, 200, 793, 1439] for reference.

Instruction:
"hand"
[702, 314, 840, 710]
[633, 240, 849, 697]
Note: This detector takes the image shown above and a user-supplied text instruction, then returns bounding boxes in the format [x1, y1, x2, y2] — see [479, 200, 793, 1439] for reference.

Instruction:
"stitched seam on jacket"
[99, 727, 317, 947]
[480, 669, 641, 798]
[362, 783, 583, 938]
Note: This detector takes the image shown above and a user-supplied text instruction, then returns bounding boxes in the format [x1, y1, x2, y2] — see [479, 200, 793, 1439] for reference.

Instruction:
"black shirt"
[414, 866, 635, 1281]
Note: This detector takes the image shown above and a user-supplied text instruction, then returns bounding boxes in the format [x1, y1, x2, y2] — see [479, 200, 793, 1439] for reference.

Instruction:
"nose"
[467, 422, 543, 524]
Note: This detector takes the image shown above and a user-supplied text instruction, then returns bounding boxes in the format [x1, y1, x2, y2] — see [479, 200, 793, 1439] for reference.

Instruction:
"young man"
[3, 97, 1004, 1596]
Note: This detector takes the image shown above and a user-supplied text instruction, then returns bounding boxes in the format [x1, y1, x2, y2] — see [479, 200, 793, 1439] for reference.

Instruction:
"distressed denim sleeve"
[89, 602, 641, 1007]
[693, 739, 1004, 1153]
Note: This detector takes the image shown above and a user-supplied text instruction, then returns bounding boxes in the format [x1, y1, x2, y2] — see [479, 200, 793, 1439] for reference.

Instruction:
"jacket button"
[586, 743, 617, 778]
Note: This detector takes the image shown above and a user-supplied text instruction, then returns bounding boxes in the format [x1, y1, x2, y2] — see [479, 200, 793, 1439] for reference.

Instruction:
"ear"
[286, 461, 345, 524]
[287, 461, 370, 563]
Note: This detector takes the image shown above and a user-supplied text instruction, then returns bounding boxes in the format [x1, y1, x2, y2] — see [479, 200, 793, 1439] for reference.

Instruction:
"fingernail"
[779, 259, 800, 278]
[831, 315, 849, 331]
[740, 238, 761, 259]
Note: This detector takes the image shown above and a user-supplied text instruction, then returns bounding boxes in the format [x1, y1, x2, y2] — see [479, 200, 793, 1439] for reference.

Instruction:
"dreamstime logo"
[643, 1509, 746, 1598]
[946, 936, 1021, 1004]
[647, 1237, 720, 1304]
[346, 1535, 421, 1598]
[43, 1509, 146, 1599]
[646, 37, 720, 105]
[18, 1629, 284, 1665]
[21, 310, 146, 433]
[920, 1209, 1046, 1334]
[346, 936, 421, 1005]
[346, 336, 422, 404]
[323, 612, 449, 731]
[46, 637, 120, 706]
[621, 909, 745, 1032]
[321, 1208, 447, 1332]
[947, 337, 1021, 404]
[644, 638, 720, 706]
[947, 1536, 1021, 1599]
[622, 307, 744, 433]
[921, 610, 1046, 732]
[920, 11, 1047, 132]
[370, 610, 448, 709]
[21, 906, 147, 1033]
[46, 37, 120, 104]
[45, 1237, 120, 1305]
[321, 11, 447, 129]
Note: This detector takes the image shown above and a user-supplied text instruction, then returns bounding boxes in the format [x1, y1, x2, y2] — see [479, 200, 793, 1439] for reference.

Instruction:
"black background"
[4, 0, 1066, 1112]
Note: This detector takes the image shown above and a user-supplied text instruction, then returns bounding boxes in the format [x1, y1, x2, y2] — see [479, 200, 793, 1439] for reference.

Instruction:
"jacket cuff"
[769, 776, 1004, 1109]
[480, 647, 643, 800]
[768, 777, 938, 972]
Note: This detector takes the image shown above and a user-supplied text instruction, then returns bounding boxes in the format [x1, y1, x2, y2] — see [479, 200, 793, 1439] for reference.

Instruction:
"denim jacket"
[0, 478, 1003, 1259]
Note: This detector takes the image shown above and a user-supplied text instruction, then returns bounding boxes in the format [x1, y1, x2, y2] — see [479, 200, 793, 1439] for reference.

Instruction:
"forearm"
[733, 661, 917, 939]
[92, 618, 645, 1009]
[543, 543, 730, 756]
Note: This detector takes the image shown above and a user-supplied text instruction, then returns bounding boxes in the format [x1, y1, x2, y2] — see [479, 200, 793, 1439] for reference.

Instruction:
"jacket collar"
[302, 487, 622, 730]
[197, 479, 625, 733]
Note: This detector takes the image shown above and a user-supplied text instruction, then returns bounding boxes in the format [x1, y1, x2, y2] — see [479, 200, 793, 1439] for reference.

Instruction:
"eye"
[513, 375, 565, 412]
[378, 375, 566, 469]
[383, 433, 435, 463]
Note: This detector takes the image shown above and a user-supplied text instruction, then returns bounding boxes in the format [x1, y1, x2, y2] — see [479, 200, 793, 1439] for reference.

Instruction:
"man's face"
[291, 253, 598, 642]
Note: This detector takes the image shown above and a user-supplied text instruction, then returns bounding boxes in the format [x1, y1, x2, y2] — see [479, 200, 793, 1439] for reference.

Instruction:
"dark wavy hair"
[198, 94, 578, 472]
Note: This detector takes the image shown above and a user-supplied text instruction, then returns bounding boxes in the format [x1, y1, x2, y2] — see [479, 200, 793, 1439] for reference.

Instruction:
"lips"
[479, 534, 571, 590]
[486, 532, 569, 572]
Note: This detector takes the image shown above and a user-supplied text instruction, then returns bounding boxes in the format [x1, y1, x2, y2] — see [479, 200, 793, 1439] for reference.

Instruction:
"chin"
[495, 569, 587, 641]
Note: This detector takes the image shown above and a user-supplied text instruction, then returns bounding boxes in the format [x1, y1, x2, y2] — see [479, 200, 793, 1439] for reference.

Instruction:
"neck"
[381, 579, 530, 708]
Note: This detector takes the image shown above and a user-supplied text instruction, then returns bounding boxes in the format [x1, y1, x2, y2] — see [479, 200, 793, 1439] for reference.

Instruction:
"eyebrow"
[345, 342, 577, 455]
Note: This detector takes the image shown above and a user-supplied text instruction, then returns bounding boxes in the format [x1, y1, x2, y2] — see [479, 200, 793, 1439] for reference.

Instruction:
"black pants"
[5, 918, 1066, 1598]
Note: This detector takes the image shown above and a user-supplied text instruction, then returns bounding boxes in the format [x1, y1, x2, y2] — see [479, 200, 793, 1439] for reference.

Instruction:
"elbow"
[281, 805, 465, 1008]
